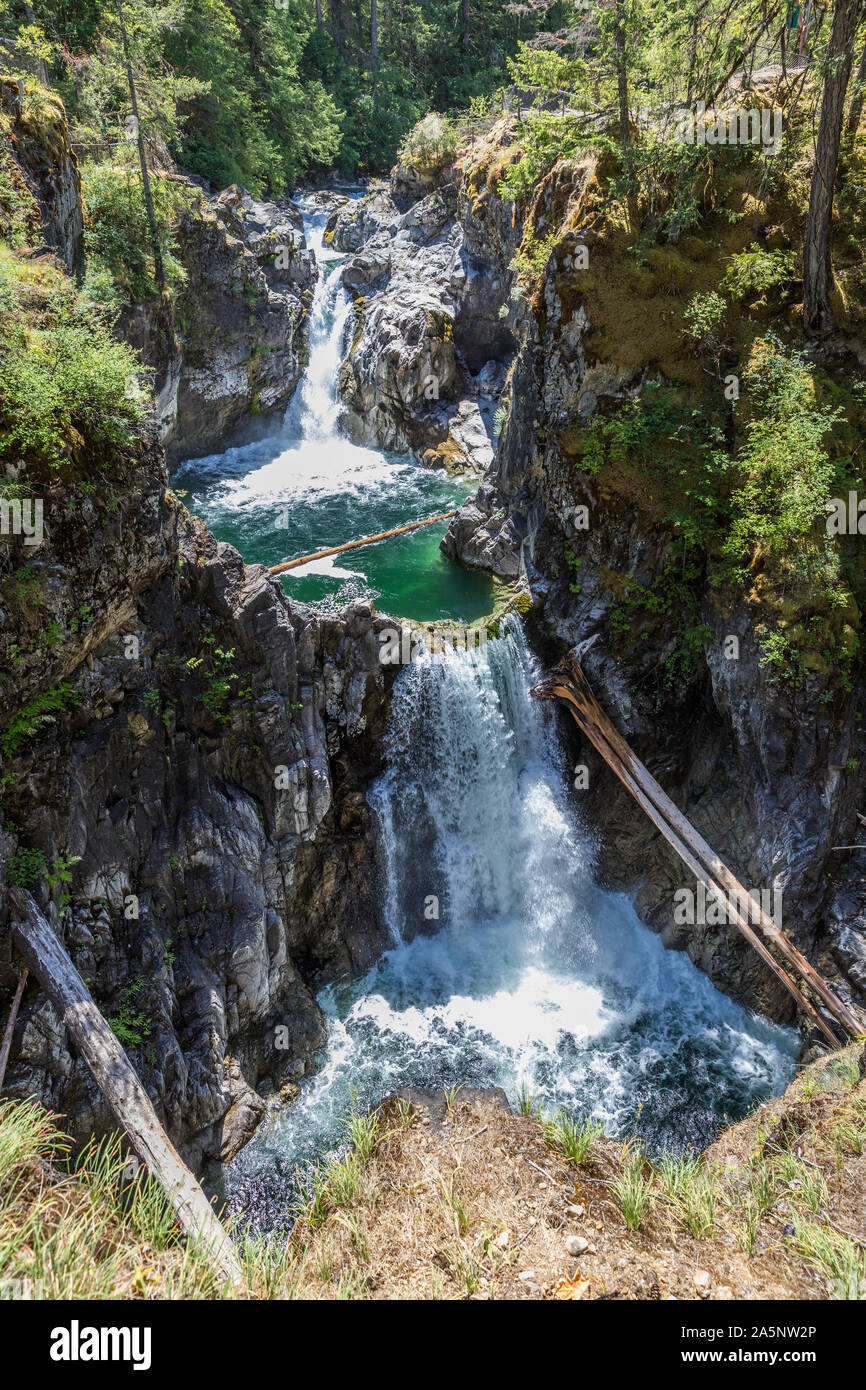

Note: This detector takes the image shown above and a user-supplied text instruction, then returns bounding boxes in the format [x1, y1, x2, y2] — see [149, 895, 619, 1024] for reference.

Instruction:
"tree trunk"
[315, 0, 324, 30]
[685, 9, 699, 104]
[845, 33, 866, 137]
[461, 0, 471, 51]
[330, 0, 347, 57]
[115, 0, 164, 293]
[614, 0, 630, 150]
[371, 0, 378, 67]
[803, 0, 864, 334]
[9, 889, 242, 1283]
[533, 659, 863, 1044]
[23, 3, 50, 85]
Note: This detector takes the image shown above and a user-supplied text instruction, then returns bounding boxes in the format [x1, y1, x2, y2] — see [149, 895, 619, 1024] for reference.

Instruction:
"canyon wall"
[0, 98, 392, 1175]
[335, 121, 866, 1032]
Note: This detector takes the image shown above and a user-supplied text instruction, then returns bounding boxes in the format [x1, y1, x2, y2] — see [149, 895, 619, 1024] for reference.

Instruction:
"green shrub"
[398, 113, 459, 174]
[682, 290, 726, 344]
[4, 846, 47, 887]
[0, 258, 148, 467]
[721, 336, 844, 577]
[722, 244, 795, 302]
[81, 163, 188, 306]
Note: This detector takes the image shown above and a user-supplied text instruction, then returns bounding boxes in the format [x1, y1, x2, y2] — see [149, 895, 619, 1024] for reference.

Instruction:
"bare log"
[535, 656, 863, 1043]
[0, 965, 28, 1090]
[536, 678, 838, 1046]
[8, 888, 242, 1284]
[269, 510, 457, 575]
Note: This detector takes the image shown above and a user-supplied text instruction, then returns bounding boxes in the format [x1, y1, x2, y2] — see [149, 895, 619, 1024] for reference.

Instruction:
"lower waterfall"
[226, 619, 797, 1232]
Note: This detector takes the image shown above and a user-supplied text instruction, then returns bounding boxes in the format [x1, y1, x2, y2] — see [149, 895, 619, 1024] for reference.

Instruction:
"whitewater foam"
[226, 618, 797, 1232]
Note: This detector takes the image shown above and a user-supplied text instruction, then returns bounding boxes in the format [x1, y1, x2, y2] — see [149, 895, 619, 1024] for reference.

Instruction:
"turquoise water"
[172, 199, 496, 623]
[173, 436, 494, 622]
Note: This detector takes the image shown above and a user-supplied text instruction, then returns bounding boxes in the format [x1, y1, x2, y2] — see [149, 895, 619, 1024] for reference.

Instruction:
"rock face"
[335, 132, 522, 473]
[325, 183, 393, 252]
[441, 151, 866, 1029]
[163, 185, 317, 462]
[109, 184, 316, 462]
[0, 438, 394, 1176]
[0, 78, 83, 271]
[0, 98, 389, 1175]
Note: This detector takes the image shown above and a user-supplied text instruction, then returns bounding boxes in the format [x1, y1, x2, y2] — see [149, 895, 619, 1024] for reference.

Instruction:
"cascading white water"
[226, 618, 798, 1233]
[283, 199, 355, 442]
[171, 197, 491, 619]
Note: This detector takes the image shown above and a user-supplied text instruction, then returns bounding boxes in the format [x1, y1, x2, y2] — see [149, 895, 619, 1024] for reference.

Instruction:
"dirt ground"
[290, 1050, 866, 1301]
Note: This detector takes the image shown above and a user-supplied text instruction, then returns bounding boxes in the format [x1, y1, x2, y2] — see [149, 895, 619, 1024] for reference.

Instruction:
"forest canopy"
[0, 0, 572, 187]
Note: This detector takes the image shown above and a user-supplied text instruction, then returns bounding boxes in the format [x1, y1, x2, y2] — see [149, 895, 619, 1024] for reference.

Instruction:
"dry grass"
[285, 1051, 866, 1301]
[2, 1046, 865, 1300]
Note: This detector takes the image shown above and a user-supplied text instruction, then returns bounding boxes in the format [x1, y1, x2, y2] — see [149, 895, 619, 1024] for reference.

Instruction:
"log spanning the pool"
[532, 653, 864, 1048]
[268, 511, 458, 575]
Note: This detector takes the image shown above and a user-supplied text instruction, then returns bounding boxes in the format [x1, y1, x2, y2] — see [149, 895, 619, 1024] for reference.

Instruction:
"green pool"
[172, 202, 497, 624]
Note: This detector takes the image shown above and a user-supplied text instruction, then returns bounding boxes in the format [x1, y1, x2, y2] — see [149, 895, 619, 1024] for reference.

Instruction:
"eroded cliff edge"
[0, 93, 393, 1175]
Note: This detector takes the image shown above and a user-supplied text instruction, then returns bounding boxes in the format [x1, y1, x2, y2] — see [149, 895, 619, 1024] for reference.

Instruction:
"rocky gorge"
[0, 97, 397, 1175]
[1, 82, 866, 1200]
[326, 117, 866, 1035]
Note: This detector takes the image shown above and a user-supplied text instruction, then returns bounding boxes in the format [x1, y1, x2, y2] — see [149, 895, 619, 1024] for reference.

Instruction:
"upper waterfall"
[172, 195, 494, 621]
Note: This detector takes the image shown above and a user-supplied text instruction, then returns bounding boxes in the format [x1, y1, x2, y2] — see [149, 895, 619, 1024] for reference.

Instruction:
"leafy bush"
[397, 113, 458, 174]
[0, 257, 147, 467]
[4, 847, 47, 887]
[683, 290, 726, 345]
[722, 244, 795, 302]
[721, 336, 844, 577]
[81, 163, 189, 305]
[499, 109, 594, 204]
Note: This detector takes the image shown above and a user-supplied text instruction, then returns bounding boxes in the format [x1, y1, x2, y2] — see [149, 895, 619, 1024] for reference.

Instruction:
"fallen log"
[0, 965, 28, 1089]
[8, 887, 242, 1284]
[540, 680, 837, 1045]
[269, 510, 458, 575]
[534, 656, 863, 1044]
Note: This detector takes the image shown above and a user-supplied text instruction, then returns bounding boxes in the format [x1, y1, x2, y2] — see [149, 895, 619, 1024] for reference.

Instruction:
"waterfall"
[226, 620, 798, 1232]
[369, 619, 598, 950]
[172, 195, 490, 619]
[283, 199, 354, 442]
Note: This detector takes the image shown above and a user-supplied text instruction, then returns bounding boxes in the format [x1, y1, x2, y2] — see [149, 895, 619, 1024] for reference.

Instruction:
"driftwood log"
[533, 654, 864, 1046]
[8, 887, 242, 1284]
[269, 509, 457, 575]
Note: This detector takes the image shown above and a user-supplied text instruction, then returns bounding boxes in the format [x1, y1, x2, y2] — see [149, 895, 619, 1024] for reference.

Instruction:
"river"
[174, 196, 799, 1234]
[172, 196, 497, 623]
